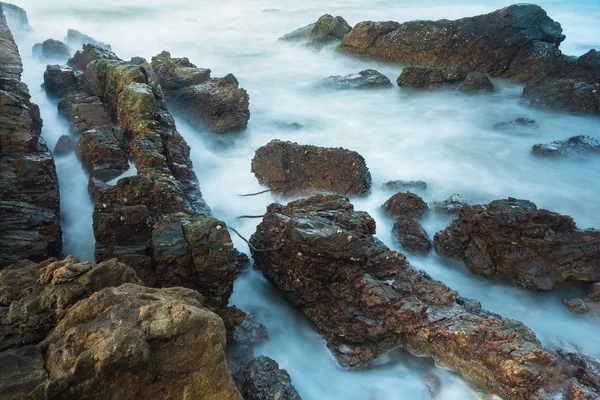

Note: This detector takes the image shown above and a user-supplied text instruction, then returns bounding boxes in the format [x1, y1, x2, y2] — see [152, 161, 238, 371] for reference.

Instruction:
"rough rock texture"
[0, 6, 62, 267]
[565, 283, 600, 319]
[151, 51, 250, 133]
[434, 198, 600, 290]
[250, 194, 600, 399]
[382, 192, 429, 219]
[432, 194, 469, 216]
[227, 315, 270, 377]
[57, 93, 112, 134]
[67, 43, 120, 71]
[493, 117, 539, 131]
[64, 29, 111, 51]
[37, 39, 71, 61]
[42, 65, 78, 98]
[392, 218, 432, 255]
[0, 345, 46, 399]
[523, 78, 600, 114]
[251, 140, 372, 196]
[397, 66, 468, 89]
[318, 69, 392, 89]
[235, 356, 301, 400]
[383, 180, 427, 191]
[75, 126, 129, 181]
[340, 4, 573, 82]
[532, 135, 600, 157]
[458, 72, 494, 92]
[0, 2, 31, 32]
[280, 14, 351, 48]
[0, 255, 139, 351]
[35, 284, 242, 400]
[53, 135, 73, 155]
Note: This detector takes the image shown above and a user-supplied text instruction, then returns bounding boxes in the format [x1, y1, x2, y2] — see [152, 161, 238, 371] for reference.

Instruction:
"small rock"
[392, 218, 432, 255]
[532, 135, 600, 157]
[275, 121, 303, 130]
[53, 135, 73, 155]
[383, 180, 427, 191]
[318, 69, 392, 89]
[493, 117, 539, 130]
[382, 192, 429, 219]
[458, 72, 494, 92]
[233, 318, 269, 345]
[432, 194, 469, 216]
[235, 356, 302, 400]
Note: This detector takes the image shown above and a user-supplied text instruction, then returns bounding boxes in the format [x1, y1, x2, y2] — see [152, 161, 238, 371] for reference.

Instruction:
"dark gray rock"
[493, 117, 539, 131]
[42, 65, 78, 98]
[53, 135, 73, 155]
[458, 72, 494, 92]
[38, 39, 71, 61]
[318, 69, 392, 89]
[397, 66, 468, 89]
[392, 218, 432, 254]
[523, 78, 600, 114]
[532, 135, 600, 157]
[383, 180, 427, 191]
[236, 356, 302, 400]
[432, 194, 469, 216]
[64, 28, 111, 51]
[382, 192, 429, 219]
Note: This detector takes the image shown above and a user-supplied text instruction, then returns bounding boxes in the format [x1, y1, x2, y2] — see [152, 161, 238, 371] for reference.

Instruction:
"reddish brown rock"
[382, 192, 428, 219]
[523, 79, 600, 115]
[392, 218, 432, 255]
[397, 66, 468, 89]
[434, 198, 600, 290]
[250, 194, 599, 399]
[565, 283, 600, 319]
[75, 126, 128, 181]
[57, 94, 112, 134]
[251, 140, 372, 196]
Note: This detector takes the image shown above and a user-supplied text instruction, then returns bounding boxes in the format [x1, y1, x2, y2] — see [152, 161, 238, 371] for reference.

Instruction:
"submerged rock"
[36, 39, 71, 61]
[434, 198, 600, 290]
[0, 256, 139, 351]
[53, 135, 73, 155]
[392, 218, 432, 255]
[38, 284, 242, 400]
[235, 356, 302, 400]
[493, 117, 539, 131]
[432, 194, 469, 216]
[532, 135, 600, 157]
[340, 4, 569, 82]
[251, 140, 372, 196]
[565, 283, 600, 319]
[397, 66, 468, 89]
[458, 72, 494, 93]
[382, 192, 429, 219]
[250, 194, 599, 399]
[523, 78, 600, 114]
[280, 14, 351, 48]
[383, 180, 427, 191]
[64, 28, 111, 51]
[318, 69, 392, 89]
[42, 65, 78, 98]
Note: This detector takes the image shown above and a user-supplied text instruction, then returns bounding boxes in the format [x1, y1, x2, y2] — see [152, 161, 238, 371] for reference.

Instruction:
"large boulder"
[279, 14, 351, 48]
[64, 29, 111, 51]
[381, 192, 428, 219]
[37, 39, 71, 61]
[235, 356, 301, 400]
[434, 198, 600, 290]
[249, 194, 600, 399]
[36, 284, 242, 400]
[522, 78, 600, 115]
[151, 51, 250, 133]
[251, 140, 372, 196]
[0, 256, 139, 351]
[340, 4, 573, 82]
[532, 135, 600, 157]
[42, 65, 79, 98]
[58, 93, 113, 134]
[317, 69, 392, 89]
[53, 135, 73, 155]
[0, 9, 62, 267]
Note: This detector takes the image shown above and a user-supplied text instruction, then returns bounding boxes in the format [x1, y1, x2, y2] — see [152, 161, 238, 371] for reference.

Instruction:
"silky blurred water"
[10, 0, 600, 398]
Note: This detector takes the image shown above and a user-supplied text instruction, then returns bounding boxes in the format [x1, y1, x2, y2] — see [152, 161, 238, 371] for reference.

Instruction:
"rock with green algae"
[250, 194, 600, 399]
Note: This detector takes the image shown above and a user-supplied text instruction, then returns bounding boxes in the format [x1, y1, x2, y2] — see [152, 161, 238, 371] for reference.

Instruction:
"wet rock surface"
[250, 194, 600, 399]
[382, 192, 429, 219]
[432, 194, 469, 216]
[434, 198, 600, 290]
[458, 72, 494, 93]
[318, 69, 392, 89]
[340, 4, 575, 82]
[75, 126, 129, 181]
[523, 78, 600, 115]
[53, 135, 73, 155]
[493, 117, 539, 131]
[0, 7, 62, 267]
[565, 283, 600, 319]
[42, 65, 78, 98]
[392, 218, 432, 255]
[151, 51, 250, 133]
[280, 14, 351, 48]
[252, 140, 372, 196]
[532, 135, 600, 157]
[397, 66, 468, 89]
[235, 356, 302, 400]
[0, 256, 139, 351]
[36, 39, 71, 61]
[64, 28, 111, 51]
[383, 180, 427, 191]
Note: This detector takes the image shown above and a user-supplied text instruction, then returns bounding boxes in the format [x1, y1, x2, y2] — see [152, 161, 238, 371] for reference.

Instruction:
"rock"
[151, 51, 250, 133]
[397, 66, 468, 89]
[31, 42, 41, 57]
[75, 126, 129, 181]
[67, 43, 120, 71]
[0, 345, 46, 400]
[0, 10, 62, 267]
[431, 194, 468, 216]
[318, 69, 392, 89]
[392, 218, 432, 255]
[38, 284, 242, 400]
[433, 197, 600, 290]
[340, 4, 571, 82]
[42, 65, 78, 98]
[251, 140, 372, 196]
[0, 256, 139, 351]
[275, 121, 303, 130]
[557, 49, 600, 84]
[383, 180, 427, 191]
[458, 72, 494, 92]
[565, 283, 600, 319]
[233, 318, 269, 345]
[37, 39, 71, 61]
[64, 28, 111, 51]
[280, 14, 351, 48]
[235, 356, 301, 400]
[493, 117, 539, 131]
[0, 2, 31, 32]
[250, 194, 600, 399]
[382, 192, 428, 219]
[523, 78, 600, 114]
[53, 135, 73, 155]
[58, 93, 112, 134]
[532, 135, 600, 157]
